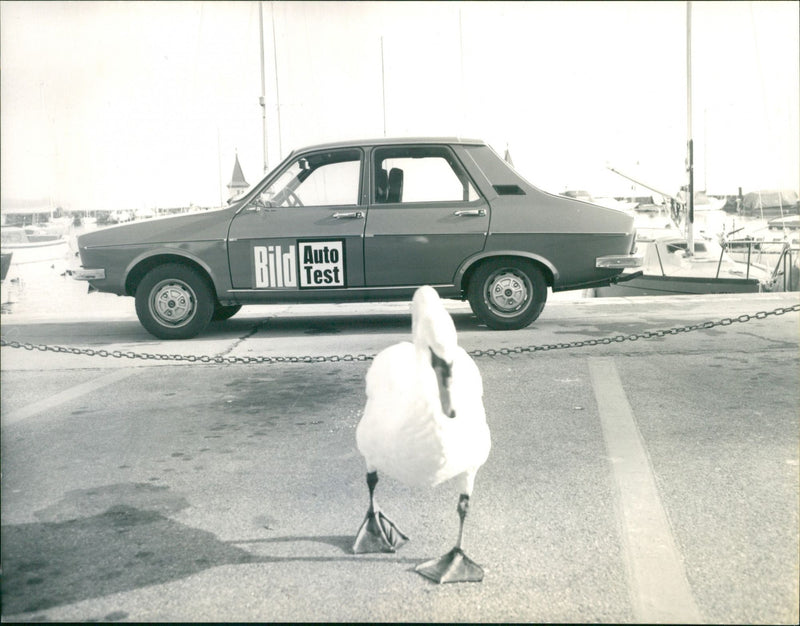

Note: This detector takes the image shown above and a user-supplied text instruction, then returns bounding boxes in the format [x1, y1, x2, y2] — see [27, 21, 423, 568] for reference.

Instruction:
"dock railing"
[723, 239, 799, 291]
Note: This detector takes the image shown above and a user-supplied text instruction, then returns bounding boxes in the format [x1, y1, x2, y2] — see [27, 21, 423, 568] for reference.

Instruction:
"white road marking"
[2, 368, 139, 425]
[588, 357, 702, 623]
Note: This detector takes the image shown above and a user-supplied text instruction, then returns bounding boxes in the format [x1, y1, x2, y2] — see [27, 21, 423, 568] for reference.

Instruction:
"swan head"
[412, 286, 457, 418]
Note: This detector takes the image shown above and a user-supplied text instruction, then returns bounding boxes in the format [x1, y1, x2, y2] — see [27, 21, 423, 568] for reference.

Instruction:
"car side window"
[373, 147, 479, 204]
[252, 149, 362, 208]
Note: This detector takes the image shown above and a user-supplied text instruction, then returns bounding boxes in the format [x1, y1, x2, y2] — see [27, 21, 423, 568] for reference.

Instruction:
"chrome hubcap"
[150, 280, 195, 327]
[487, 271, 529, 314]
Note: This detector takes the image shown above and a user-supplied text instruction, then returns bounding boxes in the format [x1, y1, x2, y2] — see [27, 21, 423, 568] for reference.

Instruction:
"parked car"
[72, 137, 642, 339]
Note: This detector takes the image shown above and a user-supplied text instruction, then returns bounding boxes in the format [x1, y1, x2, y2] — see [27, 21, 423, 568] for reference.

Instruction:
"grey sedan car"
[73, 137, 642, 339]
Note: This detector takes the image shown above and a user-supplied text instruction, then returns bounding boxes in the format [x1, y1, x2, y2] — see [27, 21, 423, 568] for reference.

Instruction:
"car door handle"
[332, 211, 364, 219]
[453, 209, 487, 217]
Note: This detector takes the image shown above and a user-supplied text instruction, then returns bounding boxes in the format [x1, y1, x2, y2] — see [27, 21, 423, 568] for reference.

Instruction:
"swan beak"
[430, 349, 455, 418]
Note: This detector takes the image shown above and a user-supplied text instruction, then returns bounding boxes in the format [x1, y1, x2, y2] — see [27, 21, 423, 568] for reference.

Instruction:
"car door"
[227, 148, 366, 291]
[363, 145, 489, 286]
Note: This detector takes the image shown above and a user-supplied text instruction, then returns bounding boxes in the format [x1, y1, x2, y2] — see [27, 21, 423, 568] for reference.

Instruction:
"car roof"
[292, 137, 487, 153]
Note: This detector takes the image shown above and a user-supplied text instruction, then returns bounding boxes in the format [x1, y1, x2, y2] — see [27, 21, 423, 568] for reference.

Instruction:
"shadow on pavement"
[205, 310, 482, 338]
[1, 504, 258, 615]
[1, 483, 421, 617]
[0, 310, 482, 347]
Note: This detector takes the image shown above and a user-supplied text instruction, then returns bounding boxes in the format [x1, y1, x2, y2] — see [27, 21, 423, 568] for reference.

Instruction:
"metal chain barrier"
[469, 303, 800, 357]
[1, 304, 798, 365]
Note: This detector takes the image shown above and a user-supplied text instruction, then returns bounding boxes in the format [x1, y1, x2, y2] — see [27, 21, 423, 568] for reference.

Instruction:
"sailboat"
[599, 2, 796, 297]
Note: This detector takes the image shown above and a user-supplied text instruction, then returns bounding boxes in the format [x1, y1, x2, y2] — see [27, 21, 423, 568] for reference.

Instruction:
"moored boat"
[1, 226, 69, 265]
[768, 215, 800, 231]
[677, 189, 728, 212]
[1, 252, 12, 281]
[597, 272, 761, 297]
[738, 190, 800, 218]
[596, 229, 773, 297]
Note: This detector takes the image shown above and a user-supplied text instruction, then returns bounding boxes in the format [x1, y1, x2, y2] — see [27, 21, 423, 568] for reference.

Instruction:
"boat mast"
[271, 2, 283, 159]
[381, 36, 387, 137]
[686, 0, 695, 255]
[259, 1, 268, 173]
[459, 9, 465, 134]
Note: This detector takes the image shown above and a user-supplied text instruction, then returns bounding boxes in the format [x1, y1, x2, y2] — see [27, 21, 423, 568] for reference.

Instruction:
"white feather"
[356, 286, 490, 492]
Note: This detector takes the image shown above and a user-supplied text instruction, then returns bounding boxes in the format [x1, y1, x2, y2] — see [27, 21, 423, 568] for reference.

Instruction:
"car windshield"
[251, 149, 362, 208]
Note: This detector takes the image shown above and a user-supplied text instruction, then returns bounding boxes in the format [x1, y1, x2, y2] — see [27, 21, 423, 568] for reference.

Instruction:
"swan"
[353, 286, 491, 583]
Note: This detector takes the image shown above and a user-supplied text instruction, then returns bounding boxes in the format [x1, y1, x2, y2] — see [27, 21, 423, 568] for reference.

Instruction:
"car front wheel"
[467, 258, 547, 330]
[135, 264, 215, 339]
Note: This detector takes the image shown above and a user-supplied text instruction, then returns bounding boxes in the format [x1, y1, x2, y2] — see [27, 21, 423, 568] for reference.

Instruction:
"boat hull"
[596, 274, 761, 297]
[737, 206, 800, 219]
[1, 252, 11, 281]
[0, 238, 69, 265]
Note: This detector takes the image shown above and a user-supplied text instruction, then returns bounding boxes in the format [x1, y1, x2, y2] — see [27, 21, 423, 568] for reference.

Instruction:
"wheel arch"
[124, 252, 216, 297]
[457, 252, 557, 294]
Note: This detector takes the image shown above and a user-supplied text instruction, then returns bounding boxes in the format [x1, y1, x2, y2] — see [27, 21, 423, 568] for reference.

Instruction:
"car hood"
[78, 208, 237, 248]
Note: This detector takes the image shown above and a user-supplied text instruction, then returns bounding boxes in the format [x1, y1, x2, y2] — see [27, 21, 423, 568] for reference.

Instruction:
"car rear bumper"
[609, 269, 644, 283]
[595, 253, 644, 269]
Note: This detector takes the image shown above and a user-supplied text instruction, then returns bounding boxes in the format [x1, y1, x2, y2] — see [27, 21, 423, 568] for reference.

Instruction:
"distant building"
[227, 153, 249, 202]
[0, 201, 60, 227]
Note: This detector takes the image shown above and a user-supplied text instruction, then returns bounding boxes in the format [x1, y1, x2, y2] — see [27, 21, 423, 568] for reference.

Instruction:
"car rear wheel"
[212, 304, 242, 321]
[135, 264, 214, 339]
[467, 258, 547, 330]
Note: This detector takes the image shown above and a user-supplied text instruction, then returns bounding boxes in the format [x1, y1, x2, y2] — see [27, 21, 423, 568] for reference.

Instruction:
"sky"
[1, 0, 798, 213]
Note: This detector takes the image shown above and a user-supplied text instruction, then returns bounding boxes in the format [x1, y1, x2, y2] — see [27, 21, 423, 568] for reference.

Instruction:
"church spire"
[227, 152, 249, 201]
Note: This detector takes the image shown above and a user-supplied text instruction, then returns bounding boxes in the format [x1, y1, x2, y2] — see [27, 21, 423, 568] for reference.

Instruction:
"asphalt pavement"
[1, 291, 798, 623]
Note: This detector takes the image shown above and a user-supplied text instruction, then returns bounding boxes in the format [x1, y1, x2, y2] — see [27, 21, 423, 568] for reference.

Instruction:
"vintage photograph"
[1, 1, 798, 622]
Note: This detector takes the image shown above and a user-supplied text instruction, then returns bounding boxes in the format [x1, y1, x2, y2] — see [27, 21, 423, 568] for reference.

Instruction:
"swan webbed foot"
[415, 547, 484, 583]
[353, 509, 409, 554]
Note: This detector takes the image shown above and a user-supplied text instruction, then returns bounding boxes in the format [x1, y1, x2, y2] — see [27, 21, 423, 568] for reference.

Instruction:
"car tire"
[467, 258, 547, 330]
[135, 263, 215, 339]
[212, 304, 242, 322]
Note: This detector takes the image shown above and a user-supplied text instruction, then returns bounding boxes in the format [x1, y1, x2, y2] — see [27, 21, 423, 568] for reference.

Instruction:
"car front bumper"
[67, 268, 106, 280]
